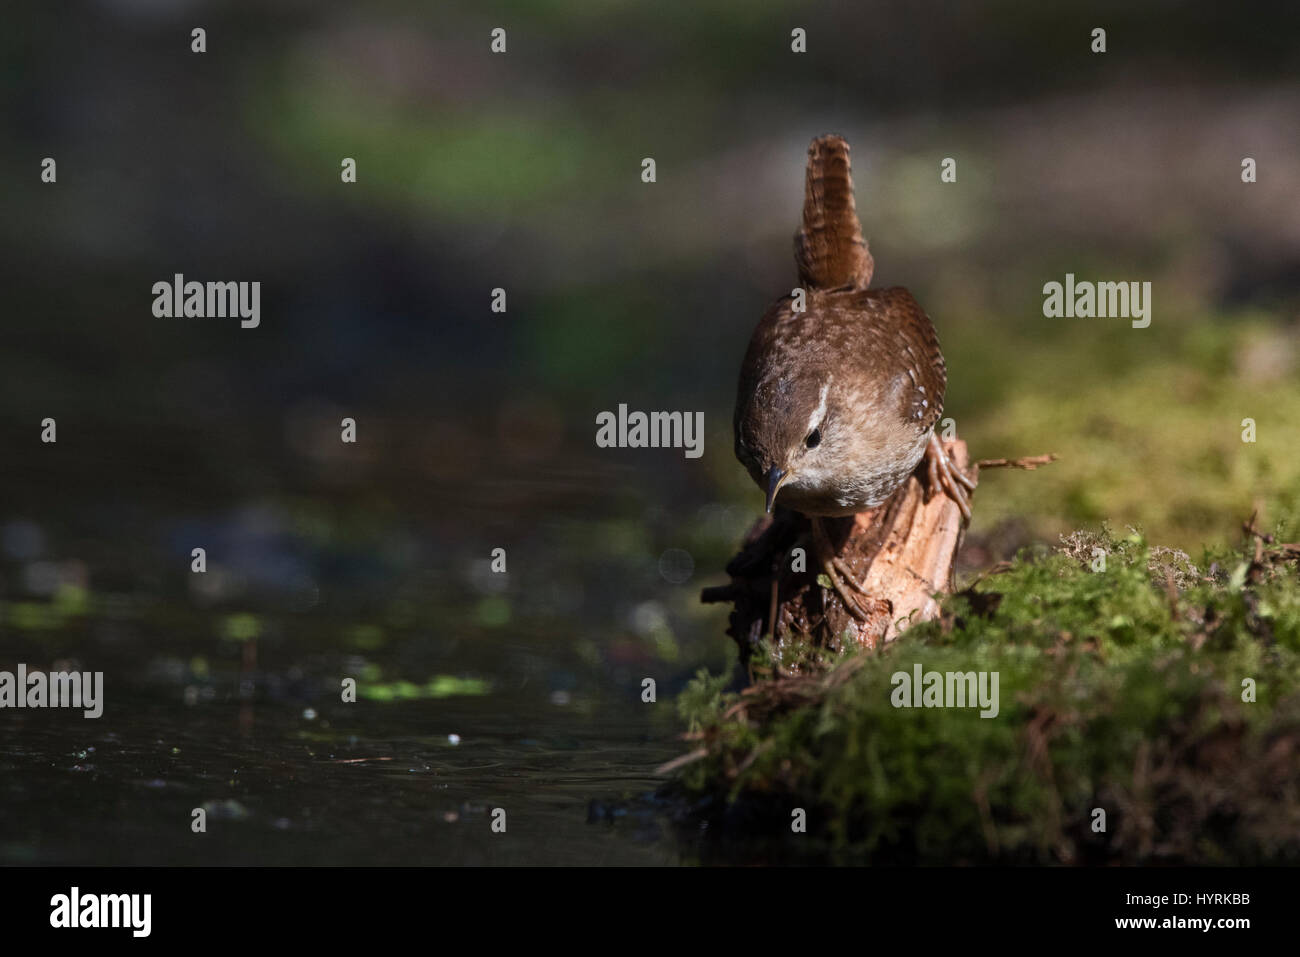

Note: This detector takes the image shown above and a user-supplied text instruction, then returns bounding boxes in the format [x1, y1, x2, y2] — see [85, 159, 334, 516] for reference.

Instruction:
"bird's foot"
[811, 517, 891, 622]
[923, 434, 976, 523]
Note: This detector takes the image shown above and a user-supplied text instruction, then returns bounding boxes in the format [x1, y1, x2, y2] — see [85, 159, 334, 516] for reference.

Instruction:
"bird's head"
[734, 372, 839, 513]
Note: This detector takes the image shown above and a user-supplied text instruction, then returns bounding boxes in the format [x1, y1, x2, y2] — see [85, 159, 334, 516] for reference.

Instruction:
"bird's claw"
[811, 518, 891, 622]
[924, 434, 975, 522]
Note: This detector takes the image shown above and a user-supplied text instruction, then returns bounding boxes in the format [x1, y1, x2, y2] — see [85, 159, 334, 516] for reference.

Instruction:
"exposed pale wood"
[854, 439, 971, 644]
[702, 439, 975, 671]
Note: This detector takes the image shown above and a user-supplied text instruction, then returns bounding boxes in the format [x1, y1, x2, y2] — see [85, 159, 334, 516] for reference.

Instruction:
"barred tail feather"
[795, 135, 873, 290]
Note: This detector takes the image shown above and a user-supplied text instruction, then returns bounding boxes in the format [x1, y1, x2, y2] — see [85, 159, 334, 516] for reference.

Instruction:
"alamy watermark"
[152, 274, 260, 328]
[890, 664, 999, 718]
[595, 404, 703, 459]
[50, 887, 150, 937]
[0, 664, 103, 718]
[1042, 273, 1151, 329]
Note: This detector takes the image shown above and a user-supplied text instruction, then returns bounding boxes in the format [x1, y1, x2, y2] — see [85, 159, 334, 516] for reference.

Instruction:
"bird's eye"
[805, 428, 821, 449]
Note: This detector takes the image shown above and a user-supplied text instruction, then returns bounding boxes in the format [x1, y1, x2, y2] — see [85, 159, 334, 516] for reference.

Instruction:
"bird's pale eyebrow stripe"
[807, 377, 832, 435]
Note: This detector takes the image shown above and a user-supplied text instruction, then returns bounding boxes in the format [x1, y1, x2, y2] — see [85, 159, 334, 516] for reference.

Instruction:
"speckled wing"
[844, 286, 947, 434]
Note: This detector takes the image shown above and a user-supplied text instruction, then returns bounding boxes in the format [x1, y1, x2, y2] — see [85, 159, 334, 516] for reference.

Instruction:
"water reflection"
[0, 470, 742, 866]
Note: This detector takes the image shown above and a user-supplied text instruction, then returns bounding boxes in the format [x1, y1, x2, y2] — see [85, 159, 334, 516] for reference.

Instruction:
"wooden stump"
[701, 439, 974, 671]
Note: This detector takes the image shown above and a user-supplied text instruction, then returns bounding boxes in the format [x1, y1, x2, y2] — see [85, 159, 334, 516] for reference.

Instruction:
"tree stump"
[701, 439, 974, 671]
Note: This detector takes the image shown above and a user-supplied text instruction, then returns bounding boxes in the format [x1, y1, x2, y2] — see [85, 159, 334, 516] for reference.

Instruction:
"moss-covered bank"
[670, 524, 1300, 864]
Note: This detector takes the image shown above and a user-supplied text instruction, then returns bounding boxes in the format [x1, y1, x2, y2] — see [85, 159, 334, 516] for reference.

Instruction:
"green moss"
[949, 314, 1300, 550]
[673, 526, 1300, 864]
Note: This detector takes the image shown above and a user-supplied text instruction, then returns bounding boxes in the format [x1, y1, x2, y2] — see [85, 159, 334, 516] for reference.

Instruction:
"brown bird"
[733, 134, 974, 620]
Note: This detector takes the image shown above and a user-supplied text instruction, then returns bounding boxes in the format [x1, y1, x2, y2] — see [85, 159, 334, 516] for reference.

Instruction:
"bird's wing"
[848, 286, 948, 434]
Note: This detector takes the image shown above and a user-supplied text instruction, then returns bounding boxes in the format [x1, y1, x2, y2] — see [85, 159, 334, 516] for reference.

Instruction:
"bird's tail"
[795, 135, 873, 290]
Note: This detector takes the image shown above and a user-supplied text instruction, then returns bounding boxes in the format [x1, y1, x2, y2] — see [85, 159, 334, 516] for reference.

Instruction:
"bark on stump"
[701, 439, 973, 670]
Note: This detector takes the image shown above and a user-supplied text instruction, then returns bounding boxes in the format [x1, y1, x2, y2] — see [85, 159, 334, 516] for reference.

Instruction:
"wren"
[733, 134, 975, 620]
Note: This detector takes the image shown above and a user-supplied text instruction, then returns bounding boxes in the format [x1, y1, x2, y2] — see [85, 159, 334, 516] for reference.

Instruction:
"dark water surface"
[2, 695, 682, 866]
[0, 455, 747, 866]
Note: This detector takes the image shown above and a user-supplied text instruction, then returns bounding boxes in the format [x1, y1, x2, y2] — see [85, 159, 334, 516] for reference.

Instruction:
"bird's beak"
[764, 467, 788, 514]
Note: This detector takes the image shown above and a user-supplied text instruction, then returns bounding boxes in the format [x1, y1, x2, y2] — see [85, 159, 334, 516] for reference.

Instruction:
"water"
[0, 456, 751, 866]
[1, 695, 683, 865]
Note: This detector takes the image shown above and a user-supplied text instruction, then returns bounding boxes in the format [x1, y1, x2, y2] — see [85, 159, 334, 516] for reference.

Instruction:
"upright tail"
[795, 135, 874, 290]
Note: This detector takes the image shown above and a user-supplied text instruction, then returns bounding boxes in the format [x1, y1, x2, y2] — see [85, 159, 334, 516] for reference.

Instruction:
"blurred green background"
[1, 0, 1298, 864]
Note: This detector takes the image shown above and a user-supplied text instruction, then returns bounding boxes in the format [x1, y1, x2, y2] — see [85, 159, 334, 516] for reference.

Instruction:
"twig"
[975, 453, 1058, 471]
[655, 748, 708, 776]
[700, 584, 736, 604]
[733, 739, 774, 777]
[1242, 510, 1300, 561]
[768, 560, 780, 642]
[964, 560, 1014, 590]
